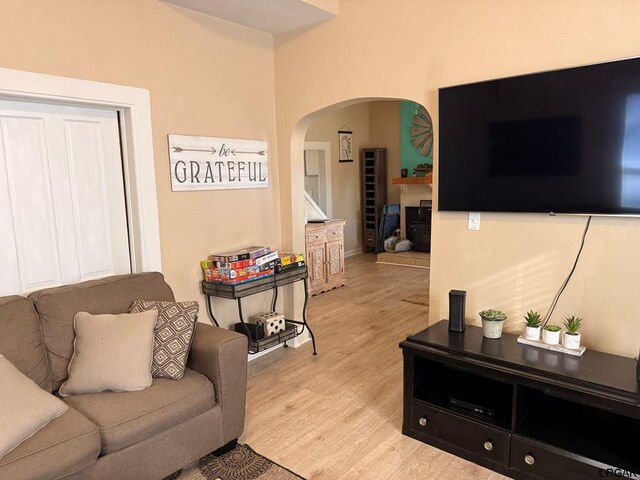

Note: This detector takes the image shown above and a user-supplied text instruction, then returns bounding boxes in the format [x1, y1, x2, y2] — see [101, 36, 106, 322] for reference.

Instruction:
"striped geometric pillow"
[129, 299, 199, 380]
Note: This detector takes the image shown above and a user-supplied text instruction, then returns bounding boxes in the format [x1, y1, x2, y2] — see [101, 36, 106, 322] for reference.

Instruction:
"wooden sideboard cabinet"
[305, 220, 346, 296]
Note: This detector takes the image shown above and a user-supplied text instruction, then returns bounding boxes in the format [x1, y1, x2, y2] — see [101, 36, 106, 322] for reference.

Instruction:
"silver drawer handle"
[483, 441, 493, 451]
[418, 417, 428, 427]
[524, 454, 535, 466]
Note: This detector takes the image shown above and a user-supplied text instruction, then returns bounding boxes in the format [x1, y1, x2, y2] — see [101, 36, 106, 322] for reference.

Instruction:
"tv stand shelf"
[400, 321, 640, 479]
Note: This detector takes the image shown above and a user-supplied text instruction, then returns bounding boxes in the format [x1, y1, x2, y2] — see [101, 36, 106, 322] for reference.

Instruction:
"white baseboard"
[290, 331, 311, 348]
[344, 247, 363, 258]
[246, 331, 312, 362]
[247, 343, 284, 362]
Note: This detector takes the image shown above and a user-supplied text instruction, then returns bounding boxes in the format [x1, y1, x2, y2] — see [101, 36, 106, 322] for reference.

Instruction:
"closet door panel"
[0, 99, 129, 296]
[0, 115, 62, 293]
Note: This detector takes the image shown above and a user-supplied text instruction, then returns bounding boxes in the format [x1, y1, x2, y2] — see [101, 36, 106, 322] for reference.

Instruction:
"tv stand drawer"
[409, 401, 509, 468]
[510, 435, 621, 479]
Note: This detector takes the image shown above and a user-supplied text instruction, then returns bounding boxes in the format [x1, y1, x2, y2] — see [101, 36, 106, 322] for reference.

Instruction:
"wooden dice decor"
[253, 311, 285, 337]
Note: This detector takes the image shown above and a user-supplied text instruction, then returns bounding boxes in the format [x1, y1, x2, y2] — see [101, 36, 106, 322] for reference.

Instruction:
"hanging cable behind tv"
[541, 216, 592, 328]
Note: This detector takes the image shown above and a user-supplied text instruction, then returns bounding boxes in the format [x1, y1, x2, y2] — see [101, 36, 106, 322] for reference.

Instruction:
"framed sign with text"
[168, 134, 268, 191]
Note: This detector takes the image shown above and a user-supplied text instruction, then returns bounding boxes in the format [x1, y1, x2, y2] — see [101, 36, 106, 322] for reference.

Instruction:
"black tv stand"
[400, 320, 640, 479]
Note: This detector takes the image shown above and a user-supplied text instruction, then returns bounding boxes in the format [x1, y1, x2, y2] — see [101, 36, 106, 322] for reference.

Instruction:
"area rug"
[401, 291, 429, 307]
[164, 444, 306, 480]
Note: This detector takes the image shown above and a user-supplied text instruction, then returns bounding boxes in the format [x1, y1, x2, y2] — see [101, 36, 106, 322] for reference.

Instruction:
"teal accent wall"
[400, 101, 433, 172]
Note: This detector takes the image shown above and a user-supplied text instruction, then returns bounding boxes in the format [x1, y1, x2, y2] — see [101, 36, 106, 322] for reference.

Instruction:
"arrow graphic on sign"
[173, 146, 217, 154]
[231, 149, 266, 156]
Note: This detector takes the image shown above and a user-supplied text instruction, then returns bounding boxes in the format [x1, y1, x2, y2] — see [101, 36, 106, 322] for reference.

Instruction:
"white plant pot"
[524, 325, 541, 341]
[482, 319, 505, 339]
[542, 328, 561, 345]
[562, 332, 581, 349]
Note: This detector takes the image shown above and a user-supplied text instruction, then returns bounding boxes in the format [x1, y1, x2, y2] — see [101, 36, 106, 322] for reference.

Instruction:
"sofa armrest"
[187, 323, 248, 442]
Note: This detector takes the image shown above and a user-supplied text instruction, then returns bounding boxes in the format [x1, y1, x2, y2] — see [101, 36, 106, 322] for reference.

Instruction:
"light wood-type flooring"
[240, 254, 509, 480]
[376, 250, 430, 269]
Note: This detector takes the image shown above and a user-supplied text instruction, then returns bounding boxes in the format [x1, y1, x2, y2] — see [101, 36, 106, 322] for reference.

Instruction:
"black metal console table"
[201, 265, 317, 355]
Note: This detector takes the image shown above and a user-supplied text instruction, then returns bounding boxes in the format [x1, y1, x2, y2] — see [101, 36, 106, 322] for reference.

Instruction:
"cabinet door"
[326, 239, 344, 282]
[307, 244, 327, 289]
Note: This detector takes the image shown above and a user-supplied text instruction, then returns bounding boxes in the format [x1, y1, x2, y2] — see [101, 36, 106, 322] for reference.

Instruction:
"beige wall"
[369, 101, 401, 205]
[303, 0, 339, 14]
[369, 100, 433, 233]
[5, 0, 640, 357]
[305, 103, 371, 253]
[0, 0, 280, 327]
[274, 0, 640, 357]
[305, 101, 404, 252]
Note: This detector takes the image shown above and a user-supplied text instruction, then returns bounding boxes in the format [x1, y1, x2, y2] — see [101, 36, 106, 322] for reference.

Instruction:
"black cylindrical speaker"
[449, 290, 466, 333]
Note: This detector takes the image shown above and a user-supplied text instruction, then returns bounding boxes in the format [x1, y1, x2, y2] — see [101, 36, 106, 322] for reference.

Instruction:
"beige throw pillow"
[58, 310, 158, 397]
[129, 299, 199, 380]
[0, 355, 68, 459]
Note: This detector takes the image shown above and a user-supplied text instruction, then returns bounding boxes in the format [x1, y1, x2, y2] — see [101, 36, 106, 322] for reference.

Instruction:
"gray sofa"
[0, 272, 248, 480]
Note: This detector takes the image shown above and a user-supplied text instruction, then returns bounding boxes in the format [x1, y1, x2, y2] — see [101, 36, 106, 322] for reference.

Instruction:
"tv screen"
[438, 56, 640, 214]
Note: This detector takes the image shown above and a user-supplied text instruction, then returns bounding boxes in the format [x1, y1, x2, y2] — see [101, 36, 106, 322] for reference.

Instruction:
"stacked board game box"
[208, 246, 271, 263]
[208, 250, 278, 269]
[276, 252, 305, 273]
[202, 246, 277, 284]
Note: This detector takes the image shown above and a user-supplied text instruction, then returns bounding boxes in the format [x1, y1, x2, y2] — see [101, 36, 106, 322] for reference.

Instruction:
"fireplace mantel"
[393, 177, 432, 233]
[391, 173, 433, 185]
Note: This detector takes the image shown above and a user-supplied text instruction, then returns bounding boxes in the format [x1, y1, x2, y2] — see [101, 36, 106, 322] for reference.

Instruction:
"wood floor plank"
[436, 455, 496, 480]
[386, 443, 452, 480]
[240, 254, 509, 479]
[335, 436, 423, 480]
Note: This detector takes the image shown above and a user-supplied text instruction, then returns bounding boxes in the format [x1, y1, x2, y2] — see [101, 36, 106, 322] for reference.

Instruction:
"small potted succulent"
[523, 310, 542, 341]
[413, 163, 433, 177]
[479, 309, 507, 339]
[562, 315, 583, 349]
[542, 324, 561, 345]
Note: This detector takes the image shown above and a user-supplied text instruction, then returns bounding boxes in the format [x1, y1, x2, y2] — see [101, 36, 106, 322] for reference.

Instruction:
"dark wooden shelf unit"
[401, 320, 640, 480]
[360, 148, 387, 253]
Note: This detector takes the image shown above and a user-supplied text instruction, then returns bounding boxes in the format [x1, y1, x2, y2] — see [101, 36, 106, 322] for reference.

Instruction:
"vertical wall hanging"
[338, 126, 353, 162]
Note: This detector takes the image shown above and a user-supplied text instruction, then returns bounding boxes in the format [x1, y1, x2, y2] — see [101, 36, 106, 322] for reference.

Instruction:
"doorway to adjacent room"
[302, 99, 433, 266]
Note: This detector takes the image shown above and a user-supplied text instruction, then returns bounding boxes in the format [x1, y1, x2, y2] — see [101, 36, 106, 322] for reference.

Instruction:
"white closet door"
[0, 100, 130, 295]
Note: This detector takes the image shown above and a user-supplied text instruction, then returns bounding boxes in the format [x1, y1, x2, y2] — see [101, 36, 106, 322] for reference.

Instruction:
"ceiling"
[164, 0, 338, 35]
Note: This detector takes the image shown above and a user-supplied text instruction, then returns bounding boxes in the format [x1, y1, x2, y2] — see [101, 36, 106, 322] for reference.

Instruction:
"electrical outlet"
[468, 212, 481, 231]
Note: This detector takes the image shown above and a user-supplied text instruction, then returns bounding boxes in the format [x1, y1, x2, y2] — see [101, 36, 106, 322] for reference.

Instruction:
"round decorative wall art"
[410, 105, 433, 158]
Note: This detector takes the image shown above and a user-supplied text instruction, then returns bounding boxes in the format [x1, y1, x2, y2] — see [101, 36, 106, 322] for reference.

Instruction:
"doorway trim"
[303, 141, 332, 218]
[0, 67, 161, 272]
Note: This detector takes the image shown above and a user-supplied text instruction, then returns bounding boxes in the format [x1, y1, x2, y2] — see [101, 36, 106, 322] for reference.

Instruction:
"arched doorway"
[280, 97, 436, 349]
[283, 98, 434, 349]
[300, 99, 433, 261]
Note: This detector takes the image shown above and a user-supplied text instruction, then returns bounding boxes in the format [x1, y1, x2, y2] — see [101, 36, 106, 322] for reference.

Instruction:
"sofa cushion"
[58, 311, 158, 397]
[129, 299, 199, 380]
[0, 355, 68, 460]
[0, 406, 100, 480]
[0, 295, 51, 391]
[62, 368, 216, 455]
[29, 272, 175, 391]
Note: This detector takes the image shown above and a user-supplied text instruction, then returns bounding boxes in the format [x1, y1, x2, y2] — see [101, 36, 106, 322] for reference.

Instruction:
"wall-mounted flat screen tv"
[438, 57, 640, 215]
